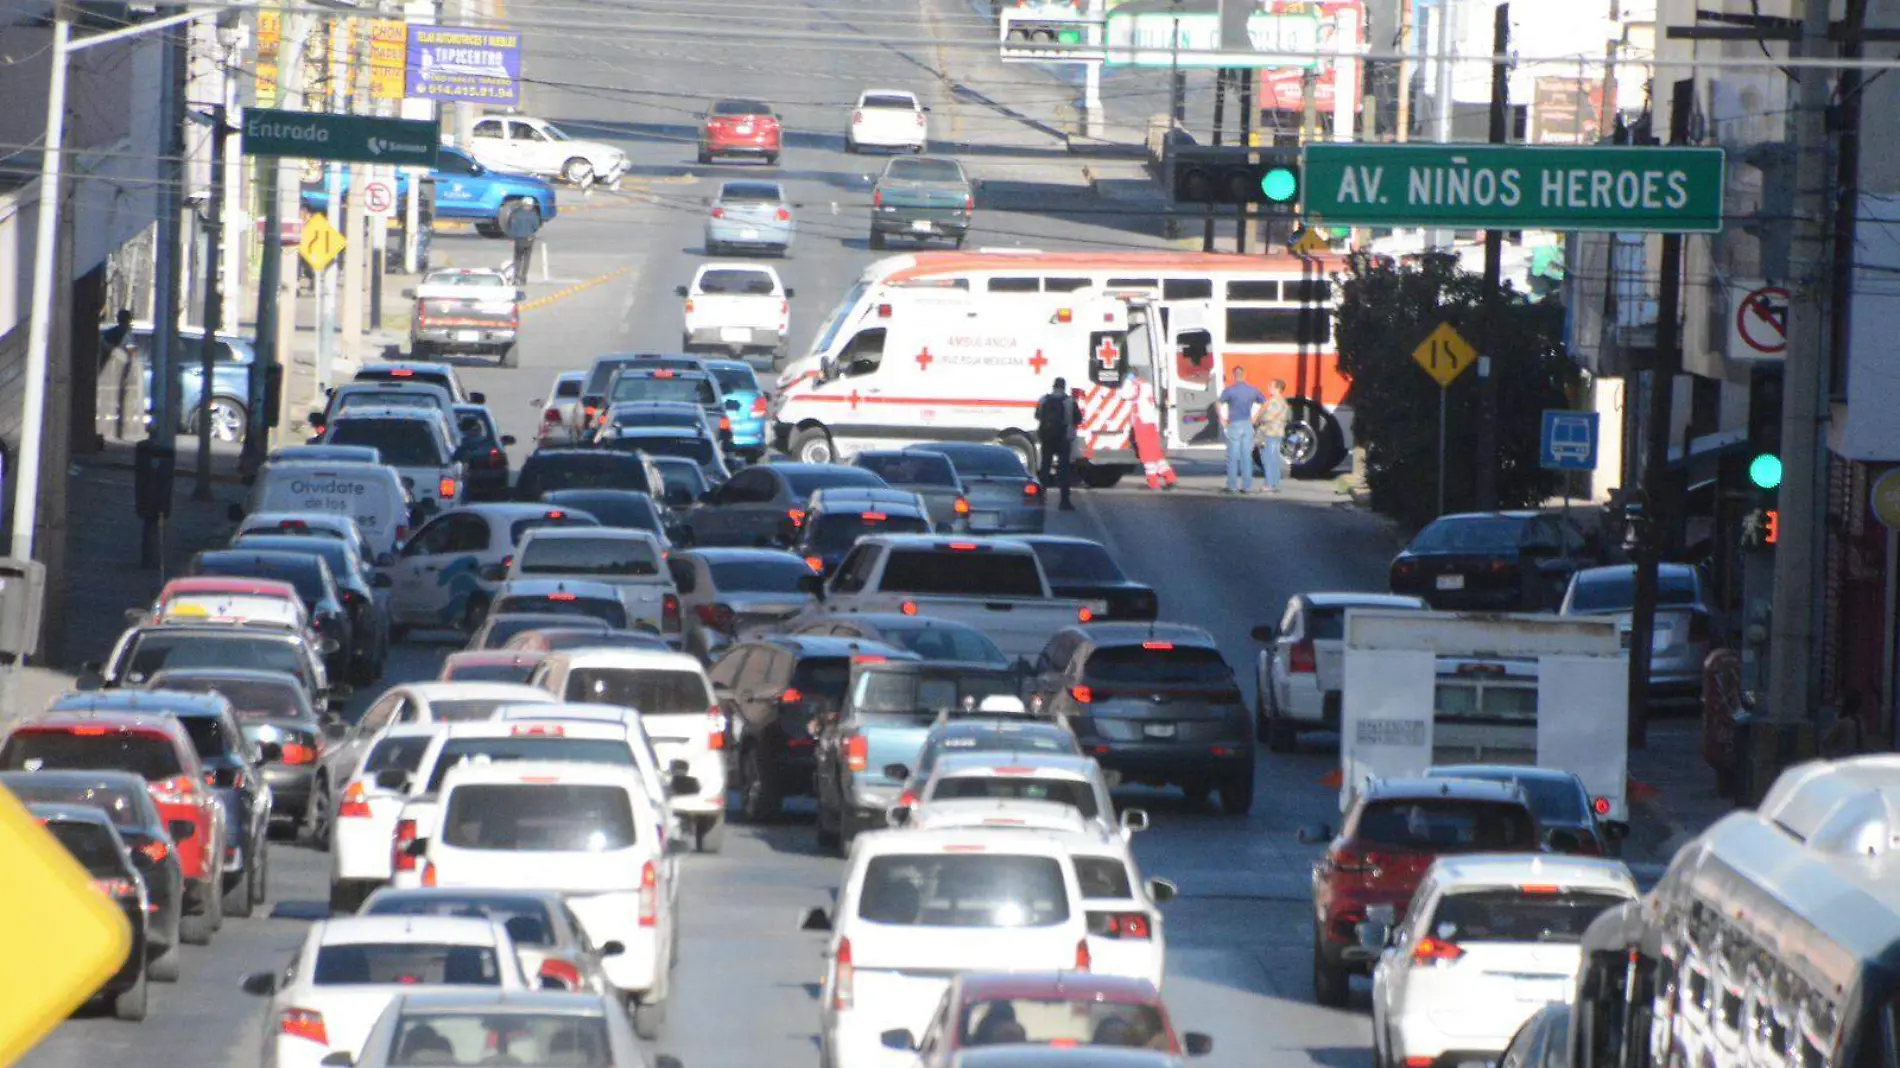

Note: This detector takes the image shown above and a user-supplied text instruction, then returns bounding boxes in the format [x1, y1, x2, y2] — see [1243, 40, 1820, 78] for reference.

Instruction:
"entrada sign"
[1302, 144, 1726, 233]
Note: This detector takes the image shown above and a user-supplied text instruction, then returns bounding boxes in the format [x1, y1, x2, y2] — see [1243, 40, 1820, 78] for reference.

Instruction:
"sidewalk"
[1623, 718, 1739, 872]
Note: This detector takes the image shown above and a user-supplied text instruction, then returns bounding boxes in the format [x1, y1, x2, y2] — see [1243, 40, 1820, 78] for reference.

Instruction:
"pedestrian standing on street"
[1217, 367, 1266, 493]
[1035, 376, 1080, 511]
[97, 309, 145, 442]
[1254, 379, 1291, 494]
[1126, 369, 1176, 490]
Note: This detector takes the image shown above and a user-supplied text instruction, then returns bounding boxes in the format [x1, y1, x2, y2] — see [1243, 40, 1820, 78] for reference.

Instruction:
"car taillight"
[638, 860, 658, 927]
[719, 416, 732, 432]
[1593, 796, 1612, 816]
[420, 859, 437, 886]
[279, 742, 318, 766]
[1078, 607, 1094, 623]
[916, 112, 927, 127]
[834, 937, 855, 1009]
[846, 735, 868, 772]
[872, 191, 883, 208]
[805, 555, 824, 572]
[953, 497, 970, 516]
[663, 592, 681, 632]
[151, 774, 199, 804]
[776, 208, 791, 222]
[1392, 560, 1415, 580]
[899, 600, 919, 616]
[395, 524, 409, 543]
[1070, 685, 1093, 704]
[852, 113, 863, 125]
[1289, 640, 1317, 673]
[963, 194, 974, 212]
[708, 705, 727, 751]
[751, 395, 768, 417]
[1024, 481, 1041, 497]
[711, 206, 725, 219]
[780, 688, 804, 705]
[694, 602, 734, 633]
[539, 958, 583, 991]
[338, 781, 373, 819]
[137, 840, 170, 864]
[779, 299, 789, 317]
[544, 406, 563, 424]
[280, 1008, 328, 1045]
[95, 877, 139, 898]
[439, 477, 457, 499]
[1074, 938, 1092, 971]
[684, 299, 695, 313]
[584, 404, 599, 426]
[392, 818, 419, 872]
[898, 789, 917, 807]
[787, 508, 806, 528]
[1087, 911, 1152, 939]
[1412, 937, 1465, 965]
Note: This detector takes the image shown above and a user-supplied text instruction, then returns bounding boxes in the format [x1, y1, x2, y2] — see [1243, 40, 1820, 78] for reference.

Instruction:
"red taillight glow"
[948, 541, 978, 551]
[1142, 641, 1174, 650]
[780, 688, 804, 704]
[280, 1008, 328, 1045]
[1412, 937, 1465, 964]
[1593, 796, 1612, 816]
[438, 477, 457, 499]
[776, 208, 791, 222]
[1519, 884, 1562, 895]
[899, 600, 919, 616]
[392, 818, 419, 872]
[510, 724, 566, 737]
[663, 593, 681, 632]
[547, 592, 578, 602]
[872, 191, 883, 208]
[1070, 685, 1093, 704]
[137, 840, 170, 864]
[710, 206, 726, 219]
[805, 555, 824, 572]
[846, 735, 869, 772]
[539, 958, 583, 991]
[788, 509, 807, 528]
[639, 860, 658, 927]
[338, 781, 373, 819]
[279, 743, 318, 765]
[1289, 640, 1317, 673]
[71, 726, 108, 737]
[694, 602, 734, 633]
[1078, 607, 1094, 623]
[544, 407, 563, 424]
[861, 512, 888, 521]
[95, 877, 139, 898]
[708, 705, 727, 751]
[1074, 938, 1092, 971]
[683, 299, 695, 313]
[834, 937, 855, 1009]
[1024, 482, 1041, 497]
[420, 859, 437, 886]
[1093, 912, 1152, 939]
[751, 396, 768, 417]
[953, 498, 970, 516]
[151, 774, 199, 804]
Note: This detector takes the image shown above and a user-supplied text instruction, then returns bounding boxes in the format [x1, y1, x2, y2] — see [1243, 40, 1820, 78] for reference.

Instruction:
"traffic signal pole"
[1474, 2, 1507, 512]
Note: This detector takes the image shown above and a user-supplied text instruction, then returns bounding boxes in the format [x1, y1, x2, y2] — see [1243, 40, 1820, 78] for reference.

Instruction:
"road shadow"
[270, 899, 334, 921]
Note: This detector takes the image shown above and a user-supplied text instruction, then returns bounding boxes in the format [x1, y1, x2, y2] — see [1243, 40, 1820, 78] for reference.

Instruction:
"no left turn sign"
[1736, 285, 1790, 355]
[363, 179, 396, 219]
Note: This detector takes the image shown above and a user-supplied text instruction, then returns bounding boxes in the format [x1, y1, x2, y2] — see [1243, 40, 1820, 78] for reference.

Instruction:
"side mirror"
[167, 818, 197, 842]
[1296, 822, 1333, 844]
[373, 768, 410, 792]
[599, 940, 625, 957]
[375, 552, 396, 568]
[668, 758, 691, 776]
[675, 285, 689, 298]
[239, 970, 278, 996]
[1250, 623, 1277, 642]
[785, 287, 796, 298]
[880, 1029, 917, 1052]
[1119, 808, 1150, 834]
[372, 573, 394, 589]
[1146, 877, 1177, 904]
[885, 803, 910, 827]
[882, 763, 910, 782]
[320, 1053, 355, 1068]
[479, 563, 508, 583]
[799, 906, 833, 932]
[257, 741, 284, 763]
[670, 773, 702, 796]
[227, 503, 245, 523]
[403, 836, 430, 858]
[1184, 1033, 1213, 1057]
[500, 435, 517, 447]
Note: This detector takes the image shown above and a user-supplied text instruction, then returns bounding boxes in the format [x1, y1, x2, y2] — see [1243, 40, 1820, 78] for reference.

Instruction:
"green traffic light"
[1058, 29, 1081, 43]
[1260, 167, 1298, 202]
[1749, 452, 1783, 490]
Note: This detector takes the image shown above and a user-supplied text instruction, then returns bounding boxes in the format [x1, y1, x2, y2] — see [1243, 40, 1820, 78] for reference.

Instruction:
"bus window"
[840, 329, 886, 377]
[1045, 277, 1090, 293]
[1163, 278, 1212, 300]
[1226, 280, 1280, 301]
[1106, 277, 1159, 289]
[1228, 307, 1333, 345]
[1286, 278, 1334, 303]
[987, 278, 1038, 293]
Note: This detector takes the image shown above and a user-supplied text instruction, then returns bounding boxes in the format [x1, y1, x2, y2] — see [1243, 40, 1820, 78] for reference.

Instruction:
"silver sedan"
[705, 179, 796, 256]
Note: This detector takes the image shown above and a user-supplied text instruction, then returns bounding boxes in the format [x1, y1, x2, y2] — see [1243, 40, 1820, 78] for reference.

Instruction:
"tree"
[1334, 250, 1579, 532]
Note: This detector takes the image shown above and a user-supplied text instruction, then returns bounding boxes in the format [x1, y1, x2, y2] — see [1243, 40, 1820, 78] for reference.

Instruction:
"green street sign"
[1301, 144, 1726, 233]
[241, 109, 441, 167]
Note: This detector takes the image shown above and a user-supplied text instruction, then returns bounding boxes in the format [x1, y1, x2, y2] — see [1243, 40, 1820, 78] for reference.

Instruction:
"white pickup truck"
[502, 527, 679, 636]
[407, 267, 522, 366]
[792, 533, 1104, 666]
[675, 263, 792, 361]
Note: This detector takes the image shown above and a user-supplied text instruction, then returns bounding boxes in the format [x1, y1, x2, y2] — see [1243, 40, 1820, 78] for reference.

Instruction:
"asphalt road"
[22, 0, 1395, 1065]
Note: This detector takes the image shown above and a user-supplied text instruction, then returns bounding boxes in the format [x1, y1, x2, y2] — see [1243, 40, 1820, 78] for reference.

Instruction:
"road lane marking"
[522, 265, 632, 313]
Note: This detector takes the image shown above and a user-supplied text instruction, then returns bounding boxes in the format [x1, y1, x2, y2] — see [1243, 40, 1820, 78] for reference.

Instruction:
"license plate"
[720, 327, 750, 343]
[740, 228, 759, 239]
[456, 330, 481, 343]
[910, 219, 933, 232]
[736, 124, 753, 134]
[1142, 722, 1176, 739]
[969, 514, 998, 531]
[1436, 574, 1466, 591]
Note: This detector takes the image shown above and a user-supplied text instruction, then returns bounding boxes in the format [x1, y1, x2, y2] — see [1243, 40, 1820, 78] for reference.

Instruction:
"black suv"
[515, 448, 663, 501]
[711, 635, 914, 821]
[788, 487, 934, 575]
[1027, 622, 1253, 814]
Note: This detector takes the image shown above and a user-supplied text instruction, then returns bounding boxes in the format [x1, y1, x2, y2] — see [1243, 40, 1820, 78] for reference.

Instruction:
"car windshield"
[563, 669, 706, 715]
[482, 617, 593, 648]
[442, 783, 636, 851]
[555, 378, 582, 399]
[176, 715, 235, 759]
[3, 780, 145, 828]
[706, 558, 811, 593]
[357, 368, 455, 393]
[611, 408, 700, 430]
[1029, 542, 1123, 584]
[1571, 570, 1700, 612]
[388, 1013, 612, 1068]
[858, 854, 1068, 927]
[1444, 772, 1589, 823]
[1435, 678, 1539, 724]
[46, 821, 124, 875]
[423, 271, 507, 287]
[1, 730, 184, 780]
[960, 999, 1167, 1049]
[327, 419, 444, 467]
[617, 436, 716, 465]
[312, 943, 503, 986]
[855, 454, 957, 487]
[930, 775, 1098, 818]
[810, 512, 930, 553]
[709, 366, 757, 395]
[695, 269, 777, 296]
[365, 735, 432, 775]
[583, 360, 642, 398]
[853, 669, 1019, 716]
[881, 549, 1044, 597]
[721, 182, 781, 202]
[1429, 890, 1632, 945]
[1083, 645, 1233, 687]
[153, 677, 312, 720]
[879, 623, 1007, 665]
[924, 447, 1026, 478]
[367, 896, 556, 945]
[655, 461, 708, 499]
[519, 456, 651, 496]
[1408, 517, 1524, 554]
[887, 158, 964, 183]
[862, 93, 917, 110]
[610, 375, 718, 407]
[337, 392, 439, 413]
[1353, 799, 1540, 851]
[236, 537, 358, 583]
[518, 536, 660, 577]
[1306, 604, 1423, 641]
[124, 633, 306, 684]
[492, 595, 627, 629]
[712, 100, 771, 116]
[922, 729, 1075, 776]
[425, 739, 635, 792]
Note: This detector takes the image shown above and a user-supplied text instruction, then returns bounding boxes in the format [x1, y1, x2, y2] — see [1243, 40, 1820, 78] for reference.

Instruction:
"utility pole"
[15, 7, 72, 564]
[145, 12, 189, 568]
[1474, 2, 1507, 511]
[1767, 0, 1838, 734]
[1428, 0, 1456, 249]
[1205, 70, 1226, 253]
[316, 18, 346, 404]
[1237, 70, 1252, 255]
[1169, 0, 1185, 126]
[191, 102, 227, 501]
[340, 19, 369, 370]
[1627, 80, 1694, 753]
[1396, 0, 1413, 142]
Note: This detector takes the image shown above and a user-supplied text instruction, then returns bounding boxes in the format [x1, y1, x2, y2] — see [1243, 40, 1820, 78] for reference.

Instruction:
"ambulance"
[772, 249, 1346, 484]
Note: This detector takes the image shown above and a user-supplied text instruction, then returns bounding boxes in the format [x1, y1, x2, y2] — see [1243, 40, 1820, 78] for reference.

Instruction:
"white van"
[240, 460, 416, 557]
[412, 760, 680, 1039]
[529, 649, 729, 852]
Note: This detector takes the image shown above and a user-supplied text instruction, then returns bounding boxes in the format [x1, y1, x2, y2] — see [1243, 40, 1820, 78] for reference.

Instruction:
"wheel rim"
[565, 159, 594, 185]
[309, 782, 330, 842]
[798, 436, 834, 463]
[1283, 418, 1320, 466]
[205, 400, 245, 443]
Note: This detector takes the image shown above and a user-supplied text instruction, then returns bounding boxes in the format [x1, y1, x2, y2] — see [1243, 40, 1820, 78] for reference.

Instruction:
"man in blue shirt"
[1217, 368, 1267, 493]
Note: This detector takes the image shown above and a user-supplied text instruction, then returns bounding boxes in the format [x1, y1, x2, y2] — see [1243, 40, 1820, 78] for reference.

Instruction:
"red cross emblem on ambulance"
[1095, 337, 1121, 367]
[1027, 350, 1048, 375]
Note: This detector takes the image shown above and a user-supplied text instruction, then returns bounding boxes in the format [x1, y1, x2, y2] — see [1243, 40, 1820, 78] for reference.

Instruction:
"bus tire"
[790, 426, 836, 464]
[1287, 401, 1346, 480]
[997, 431, 1037, 476]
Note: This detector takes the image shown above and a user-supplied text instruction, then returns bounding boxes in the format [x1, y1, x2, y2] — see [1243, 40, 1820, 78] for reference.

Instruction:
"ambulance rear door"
[1164, 301, 1218, 447]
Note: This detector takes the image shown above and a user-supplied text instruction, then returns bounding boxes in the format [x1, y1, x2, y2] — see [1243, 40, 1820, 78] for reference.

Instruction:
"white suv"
[1369, 855, 1638, 1068]
[530, 649, 730, 851]
[905, 752, 1147, 842]
[1253, 592, 1427, 751]
[803, 828, 1095, 1068]
[410, 759, 682, 1039]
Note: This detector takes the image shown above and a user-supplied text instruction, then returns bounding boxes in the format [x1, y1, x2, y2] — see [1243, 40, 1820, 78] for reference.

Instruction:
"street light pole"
[1170, 0, 1184, 125]
[191, 103, 227, 502]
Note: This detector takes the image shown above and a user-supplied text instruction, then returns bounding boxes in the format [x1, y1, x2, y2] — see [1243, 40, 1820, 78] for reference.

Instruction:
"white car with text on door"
[802, 828, 1096, 1068]
[403, 759, 684, 1039]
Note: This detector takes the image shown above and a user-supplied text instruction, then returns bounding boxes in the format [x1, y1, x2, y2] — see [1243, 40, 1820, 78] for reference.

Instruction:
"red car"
[699, 99, 782, 165]
[1302, 777, 1540, 1007]
[0, 710, 228, 943]
[880, 972, 1212, 1067]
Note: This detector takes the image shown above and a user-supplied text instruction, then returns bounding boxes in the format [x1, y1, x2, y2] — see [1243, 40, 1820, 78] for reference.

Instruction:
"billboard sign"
[405, 26, 522, 104]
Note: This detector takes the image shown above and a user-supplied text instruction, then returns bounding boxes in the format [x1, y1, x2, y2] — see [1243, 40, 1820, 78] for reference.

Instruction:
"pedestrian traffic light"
[1170, 146, 1302, 212]
[998, 12, 1104, 61]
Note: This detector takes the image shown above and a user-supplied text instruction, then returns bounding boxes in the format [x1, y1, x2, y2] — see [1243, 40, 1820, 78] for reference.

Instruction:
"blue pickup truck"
[301, 145, 559, 238]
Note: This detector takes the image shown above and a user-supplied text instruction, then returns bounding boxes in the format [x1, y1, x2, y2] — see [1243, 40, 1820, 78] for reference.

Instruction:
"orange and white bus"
[778, 249, 1350, 479]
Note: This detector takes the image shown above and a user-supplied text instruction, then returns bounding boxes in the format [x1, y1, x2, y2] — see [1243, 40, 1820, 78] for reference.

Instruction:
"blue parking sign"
[1540, 411, 1598, 471]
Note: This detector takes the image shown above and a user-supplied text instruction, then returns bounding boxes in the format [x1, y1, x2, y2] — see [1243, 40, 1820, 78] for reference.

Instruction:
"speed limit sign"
[362, 178, 397, 219]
